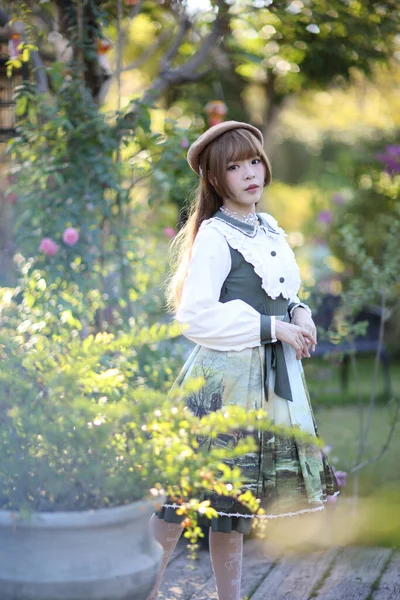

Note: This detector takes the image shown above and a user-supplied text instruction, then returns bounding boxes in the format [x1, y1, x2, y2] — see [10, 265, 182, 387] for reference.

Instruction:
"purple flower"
[317, 210, 333, 224]
[180, 137, 189, 148]
[333, 469, 348, 488]
[375, 145, 400, 175]
[331, 193, 344, 205]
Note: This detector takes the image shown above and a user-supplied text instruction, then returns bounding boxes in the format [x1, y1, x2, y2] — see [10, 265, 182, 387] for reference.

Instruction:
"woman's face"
[223, 155, 266, 211]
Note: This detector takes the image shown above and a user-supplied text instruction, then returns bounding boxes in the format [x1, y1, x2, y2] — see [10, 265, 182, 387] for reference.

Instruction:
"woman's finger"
[296, 323, 317, 353]
[302, 330, 316, 343]
[297, 335, 310, 359]
[300, 328, 316, 346]
[293, 338, 303, 360]
[305, 334, 315, 353]
[302, 339, 311, 358]
[310, 327, 317, 352]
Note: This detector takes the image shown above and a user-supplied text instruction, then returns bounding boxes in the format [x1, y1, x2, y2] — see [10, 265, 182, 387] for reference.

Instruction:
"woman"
[147, 121, 338, 600]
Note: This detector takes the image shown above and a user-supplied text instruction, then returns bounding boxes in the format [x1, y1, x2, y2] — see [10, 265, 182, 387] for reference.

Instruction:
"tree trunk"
[262, 74, 281, 151]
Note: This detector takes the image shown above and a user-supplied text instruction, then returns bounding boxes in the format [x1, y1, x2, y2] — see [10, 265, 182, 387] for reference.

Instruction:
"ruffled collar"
[213, 208, 279, 238]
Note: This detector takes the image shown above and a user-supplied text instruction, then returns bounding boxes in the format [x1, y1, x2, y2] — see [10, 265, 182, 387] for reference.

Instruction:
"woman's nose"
[244, 164, 255, 178]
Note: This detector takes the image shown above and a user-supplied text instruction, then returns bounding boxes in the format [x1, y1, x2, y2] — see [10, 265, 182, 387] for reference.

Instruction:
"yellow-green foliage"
[262, 181, 320, 233]
[280, 64, 400, 144]
[0, 270, 321, 545]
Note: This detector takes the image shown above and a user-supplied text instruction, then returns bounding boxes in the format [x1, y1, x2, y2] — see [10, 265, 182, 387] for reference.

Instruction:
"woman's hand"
[290, 308, 318, 354]
[275, 320, 316, 360]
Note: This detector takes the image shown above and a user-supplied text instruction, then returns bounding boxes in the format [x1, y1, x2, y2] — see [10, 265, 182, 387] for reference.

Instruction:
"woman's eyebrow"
[227, 156, 259, 164]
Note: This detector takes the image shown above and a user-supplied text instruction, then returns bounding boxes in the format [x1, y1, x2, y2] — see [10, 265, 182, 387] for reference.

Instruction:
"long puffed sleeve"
[176, 224, 274, 351]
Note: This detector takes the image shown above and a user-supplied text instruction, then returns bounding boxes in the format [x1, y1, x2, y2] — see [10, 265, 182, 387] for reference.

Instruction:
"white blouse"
[176, 212, 306, 352]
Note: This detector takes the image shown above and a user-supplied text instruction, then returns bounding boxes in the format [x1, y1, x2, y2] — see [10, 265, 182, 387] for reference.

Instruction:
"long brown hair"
[164, 128, 272, 314]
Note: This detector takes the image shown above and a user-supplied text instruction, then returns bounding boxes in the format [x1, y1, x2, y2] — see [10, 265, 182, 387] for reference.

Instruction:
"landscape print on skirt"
[162, 341, 339, 526]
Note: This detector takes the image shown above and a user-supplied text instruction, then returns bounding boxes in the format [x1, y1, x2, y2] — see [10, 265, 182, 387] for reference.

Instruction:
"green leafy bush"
[0, 278, 320, 555]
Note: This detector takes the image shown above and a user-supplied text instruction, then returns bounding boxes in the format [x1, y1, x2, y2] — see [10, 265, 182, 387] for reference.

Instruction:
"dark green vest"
[219, 244, 290, 317]
[213, 208, 293, 402]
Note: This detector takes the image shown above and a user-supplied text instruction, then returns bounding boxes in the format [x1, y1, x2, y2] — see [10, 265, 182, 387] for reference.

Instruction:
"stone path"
[159, 540, 400, 600]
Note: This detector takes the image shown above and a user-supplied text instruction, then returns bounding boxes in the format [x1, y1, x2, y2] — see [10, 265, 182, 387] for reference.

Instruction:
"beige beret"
[187, 120, 264, 176]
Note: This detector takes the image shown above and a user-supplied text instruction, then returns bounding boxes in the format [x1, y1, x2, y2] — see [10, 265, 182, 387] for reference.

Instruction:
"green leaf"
[15, 95, 28, 117]
[22, 48, 30, 63]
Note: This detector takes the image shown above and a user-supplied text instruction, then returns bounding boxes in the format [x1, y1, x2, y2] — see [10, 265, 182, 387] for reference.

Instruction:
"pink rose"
[62, 227, 79, 246]
[39, 238, 58, 256]
[163, 227, 176, 238]
[6, 192, 18, 205]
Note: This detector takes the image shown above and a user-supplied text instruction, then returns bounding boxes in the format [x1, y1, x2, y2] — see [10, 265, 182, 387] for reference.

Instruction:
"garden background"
[0, 0, 399, 549]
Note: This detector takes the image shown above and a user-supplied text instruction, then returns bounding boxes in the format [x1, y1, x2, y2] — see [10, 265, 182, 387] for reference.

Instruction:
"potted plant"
[0, 279, 276, 600]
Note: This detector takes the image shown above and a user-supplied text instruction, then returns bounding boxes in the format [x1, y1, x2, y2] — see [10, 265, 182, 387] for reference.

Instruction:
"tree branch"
[124, 2, 229, 119]
[0, 6, 11, 42]
[263, 73, 280, 146]
[128, 0, 143, 21]
[30, 50, 49, 93]
[0, 9, 9, 27]
[116, 0, 143, 64]
[350, 399, 399, 473]
[0, 30, 11, 43]
[356, 295, 387, 462]
[28, 2, 55, 29]
[349, 297, 398, 477]
[121, 30, 171, 73]
[159, 15, 191, 73]
[166, 17, 224, 81]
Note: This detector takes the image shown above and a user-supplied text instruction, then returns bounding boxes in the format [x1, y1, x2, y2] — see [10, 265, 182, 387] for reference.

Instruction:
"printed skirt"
[156, 342, 339, 535]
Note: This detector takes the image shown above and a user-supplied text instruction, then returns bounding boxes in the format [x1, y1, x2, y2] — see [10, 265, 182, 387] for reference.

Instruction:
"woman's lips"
[245, 185, 259, 192]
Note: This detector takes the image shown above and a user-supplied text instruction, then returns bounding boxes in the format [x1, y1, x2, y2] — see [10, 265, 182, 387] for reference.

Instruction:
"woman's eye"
[227, 159, 260, 170]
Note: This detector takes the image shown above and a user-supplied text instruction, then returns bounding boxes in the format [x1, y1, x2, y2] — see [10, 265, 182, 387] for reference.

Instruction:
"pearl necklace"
[220, 205, 259, 227]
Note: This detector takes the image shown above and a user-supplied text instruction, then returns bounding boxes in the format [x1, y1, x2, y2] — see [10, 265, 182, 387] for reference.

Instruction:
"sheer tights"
[146, 514, 244, 600]
[209, 529, 243, 600]
[146, 514, 183, 600]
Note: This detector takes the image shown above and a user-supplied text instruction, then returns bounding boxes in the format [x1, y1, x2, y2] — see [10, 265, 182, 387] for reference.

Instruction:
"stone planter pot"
[0, 498, 163, 600]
